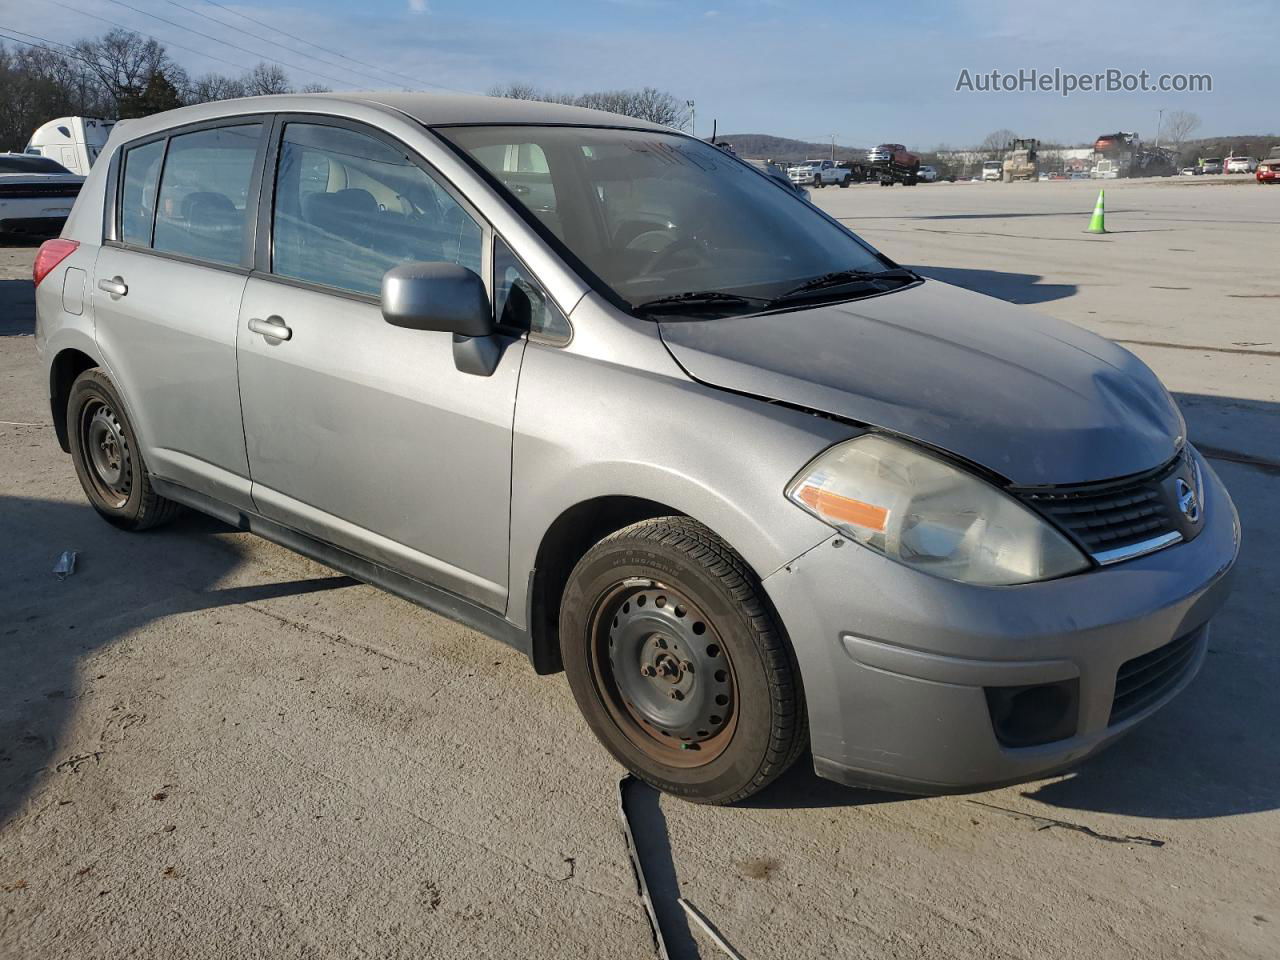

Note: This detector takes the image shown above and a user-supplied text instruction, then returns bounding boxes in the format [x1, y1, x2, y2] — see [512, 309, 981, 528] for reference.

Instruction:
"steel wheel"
[78, 397, 132, 508]
[67, 368, 180, 530]
[589, 579, 738, 768]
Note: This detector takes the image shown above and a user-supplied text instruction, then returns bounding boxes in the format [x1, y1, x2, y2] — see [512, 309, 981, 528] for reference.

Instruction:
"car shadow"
[1, 279, 36, 336]
[753, 393, 1279, 820]
[908, 265, 1078, 304]
[0, 496, 356, 827]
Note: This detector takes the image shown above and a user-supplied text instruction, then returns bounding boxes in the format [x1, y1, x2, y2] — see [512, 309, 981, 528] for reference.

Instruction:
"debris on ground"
[679, 898, 745, 960]
[52, 550, 77, 580]
[617, 775, 670, 960]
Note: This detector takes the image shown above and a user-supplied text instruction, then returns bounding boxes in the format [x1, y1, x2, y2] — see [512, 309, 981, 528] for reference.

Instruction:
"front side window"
[493, 237, 570, 341]
[271, 122, 482, 297]
[440, 126, 889, 315]
[120, 139, 164, 246]
[152, 124, 262, 265]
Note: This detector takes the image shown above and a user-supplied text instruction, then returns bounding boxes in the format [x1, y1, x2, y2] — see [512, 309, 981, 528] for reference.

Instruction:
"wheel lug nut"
[668, 690, 684, 701]
[641, 665, 656, 677]
[680, 661, 693, 674]
[655, 638, 668, 649]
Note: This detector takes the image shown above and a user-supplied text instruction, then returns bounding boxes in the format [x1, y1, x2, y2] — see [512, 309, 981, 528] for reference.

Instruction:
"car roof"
[105, 91, 671, 147]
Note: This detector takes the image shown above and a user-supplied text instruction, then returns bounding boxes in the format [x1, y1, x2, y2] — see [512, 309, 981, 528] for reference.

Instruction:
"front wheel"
[560, 517, 807, 804]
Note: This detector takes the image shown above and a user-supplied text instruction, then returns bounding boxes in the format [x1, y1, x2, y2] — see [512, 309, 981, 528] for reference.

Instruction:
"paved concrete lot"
[2, 180, 1278, 959]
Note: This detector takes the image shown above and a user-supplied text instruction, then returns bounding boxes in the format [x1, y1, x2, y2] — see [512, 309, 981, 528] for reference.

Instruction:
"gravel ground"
[1, 178, 1277, 959]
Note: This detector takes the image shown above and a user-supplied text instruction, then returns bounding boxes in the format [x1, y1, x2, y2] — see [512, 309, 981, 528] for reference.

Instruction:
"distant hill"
[719, 133, 867, 162]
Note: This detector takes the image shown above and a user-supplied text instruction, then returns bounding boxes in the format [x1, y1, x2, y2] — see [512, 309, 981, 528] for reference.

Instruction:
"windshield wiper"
[633, 290, 771, 316]
[771, 267, 920, 304]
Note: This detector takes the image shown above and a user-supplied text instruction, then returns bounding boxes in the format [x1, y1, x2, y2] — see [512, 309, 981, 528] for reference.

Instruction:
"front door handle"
[247, 316, 292, 341]
[97, 276, 127, 297]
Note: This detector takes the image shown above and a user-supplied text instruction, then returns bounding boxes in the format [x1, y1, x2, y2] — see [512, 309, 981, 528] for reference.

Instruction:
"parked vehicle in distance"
[866, 143, 920, 186]
[1068, 170, 1090, 180]
[24, 116, 115, 176]
[1257, 148, 1280, 183]
[0, 153, 85, 238]
[1091, 159, 1120, 179]
[745, 158, 812, 200]
[981, 160, 1003, 181]
[1180, 166, 1202, 176]
[788, 158, 849, 188]
[916, 164, 938, 183]
[1199, 157, 1224, 175]
[1225, 156, 1257, 174]
[35, 93, 1239, 805]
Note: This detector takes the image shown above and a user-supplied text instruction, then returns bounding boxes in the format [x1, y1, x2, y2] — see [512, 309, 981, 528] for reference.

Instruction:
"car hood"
[658, 280, 1184, 486]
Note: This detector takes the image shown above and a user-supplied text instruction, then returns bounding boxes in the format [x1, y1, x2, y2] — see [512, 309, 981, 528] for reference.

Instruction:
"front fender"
[506, 338, 855, 628]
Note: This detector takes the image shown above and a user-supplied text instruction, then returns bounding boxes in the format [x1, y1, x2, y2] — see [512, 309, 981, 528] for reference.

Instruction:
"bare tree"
[72, 29, 172, 109]
[243, 62, 291, 96]
[979, 128, 1018, 158]
[488, 82, 690, 128]
[487, 82, 543, 101]
[1162, 110, 1200, 155]
[185, 71, 248, 104]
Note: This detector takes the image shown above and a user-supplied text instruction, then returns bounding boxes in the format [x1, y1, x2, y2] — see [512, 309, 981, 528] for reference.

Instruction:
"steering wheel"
[641, 236, 712, 277]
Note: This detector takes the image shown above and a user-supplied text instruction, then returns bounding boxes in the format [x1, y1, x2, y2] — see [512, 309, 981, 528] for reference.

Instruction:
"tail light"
[33, 238, 80, 288]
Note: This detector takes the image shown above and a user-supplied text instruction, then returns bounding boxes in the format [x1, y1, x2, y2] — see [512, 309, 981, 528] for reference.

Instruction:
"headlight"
[786, 435, 1090, 585]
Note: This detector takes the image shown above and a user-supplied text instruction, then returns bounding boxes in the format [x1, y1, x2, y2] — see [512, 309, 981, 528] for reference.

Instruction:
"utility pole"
[830, 133, 836, 162]
[1154, 108, 1164, 149]
[686, 100, 696, 138]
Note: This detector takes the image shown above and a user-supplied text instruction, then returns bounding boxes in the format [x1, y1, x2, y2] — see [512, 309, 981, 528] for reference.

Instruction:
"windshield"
[0, 155, 73, 174]
[439, 126, 889, 312]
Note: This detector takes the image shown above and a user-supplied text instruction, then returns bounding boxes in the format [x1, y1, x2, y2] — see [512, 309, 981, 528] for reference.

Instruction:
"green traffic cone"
[1086, 189, 1107, 234]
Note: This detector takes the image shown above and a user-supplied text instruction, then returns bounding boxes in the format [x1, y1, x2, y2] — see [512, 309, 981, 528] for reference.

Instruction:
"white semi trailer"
[24, 117, 116, 175]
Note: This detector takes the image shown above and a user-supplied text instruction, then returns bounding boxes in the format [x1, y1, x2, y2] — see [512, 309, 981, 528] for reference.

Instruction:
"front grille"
[1109, 626, 1204, 724]
[1014, 451, 1187, 559]
[0, 182, 82, 199]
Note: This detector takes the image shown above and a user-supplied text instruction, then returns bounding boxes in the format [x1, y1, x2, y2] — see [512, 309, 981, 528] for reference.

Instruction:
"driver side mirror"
[381, 262, 494, 338]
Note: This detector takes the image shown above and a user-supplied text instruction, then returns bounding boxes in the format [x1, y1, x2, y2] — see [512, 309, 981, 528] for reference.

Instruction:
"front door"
[236, 119, 524, 611]
[93, 121, 265, 509]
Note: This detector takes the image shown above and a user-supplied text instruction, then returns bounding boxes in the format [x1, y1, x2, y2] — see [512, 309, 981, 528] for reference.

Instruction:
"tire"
[812, 176, 822, 188]
[839, 176, 850, 188]
[560, 517, 807, 804]
[67, 368, 181, 531]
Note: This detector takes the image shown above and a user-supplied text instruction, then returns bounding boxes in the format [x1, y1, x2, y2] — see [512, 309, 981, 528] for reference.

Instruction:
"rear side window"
[152, 124, 262, 266]
[120, 140, 164, 246]
[270, 122, 482, 297]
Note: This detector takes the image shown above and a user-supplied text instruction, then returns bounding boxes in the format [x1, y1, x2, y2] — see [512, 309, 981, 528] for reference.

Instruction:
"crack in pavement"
[1113, 338, 1280, 358]
[968, 800, 1166, 847]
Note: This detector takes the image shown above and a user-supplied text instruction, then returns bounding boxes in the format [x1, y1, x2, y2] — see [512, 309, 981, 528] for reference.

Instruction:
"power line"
[0, 26, 113, 71]
[92, 0, 362, 89]
[192, 0, 461, 93]
[157, 0, 408, 91]
[43, 1, 260, 73]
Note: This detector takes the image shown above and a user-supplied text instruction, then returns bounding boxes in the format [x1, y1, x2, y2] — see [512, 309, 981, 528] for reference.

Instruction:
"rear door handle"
[247, 316, 292, 341]
[97, 276, 127, 297]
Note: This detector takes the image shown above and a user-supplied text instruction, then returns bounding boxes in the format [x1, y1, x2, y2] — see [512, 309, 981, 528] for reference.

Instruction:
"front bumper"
[763, 451, 1240, 794]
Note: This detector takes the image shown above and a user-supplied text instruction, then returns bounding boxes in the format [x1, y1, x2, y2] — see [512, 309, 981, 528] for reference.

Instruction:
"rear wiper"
[772, 267, 920, 303]
[633, 290, 771, 316]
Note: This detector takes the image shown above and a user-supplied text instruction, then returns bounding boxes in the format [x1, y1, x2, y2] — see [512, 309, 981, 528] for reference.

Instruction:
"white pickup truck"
[788, 158, 850, 188]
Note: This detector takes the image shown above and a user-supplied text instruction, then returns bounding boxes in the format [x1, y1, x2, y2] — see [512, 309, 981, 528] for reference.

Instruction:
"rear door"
[94, 119, 267, 509]
[236, 117, 525, 611]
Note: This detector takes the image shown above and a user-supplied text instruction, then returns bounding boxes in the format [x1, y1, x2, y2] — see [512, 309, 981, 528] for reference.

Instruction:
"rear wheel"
[560, 517, 806, 804]
[67, 369, 180, 531]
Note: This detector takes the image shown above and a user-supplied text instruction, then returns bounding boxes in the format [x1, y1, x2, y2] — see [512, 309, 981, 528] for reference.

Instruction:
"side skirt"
[151, 477, 532, 659]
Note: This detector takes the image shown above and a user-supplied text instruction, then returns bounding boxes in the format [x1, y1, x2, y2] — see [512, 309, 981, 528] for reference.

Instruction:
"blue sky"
[10, 0, 1274, 146]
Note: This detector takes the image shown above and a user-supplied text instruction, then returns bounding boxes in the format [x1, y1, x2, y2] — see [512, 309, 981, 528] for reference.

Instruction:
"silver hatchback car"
[34, 94, 1238, 804]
